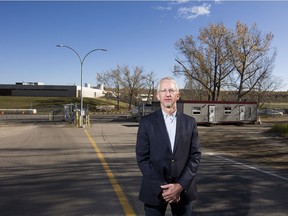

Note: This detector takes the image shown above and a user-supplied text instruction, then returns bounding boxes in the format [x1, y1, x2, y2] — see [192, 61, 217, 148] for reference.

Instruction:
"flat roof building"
[0, 82, 105, 98]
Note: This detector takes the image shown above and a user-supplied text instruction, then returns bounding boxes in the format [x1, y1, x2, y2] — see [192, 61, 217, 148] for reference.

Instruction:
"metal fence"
[0, 107, 65, 124]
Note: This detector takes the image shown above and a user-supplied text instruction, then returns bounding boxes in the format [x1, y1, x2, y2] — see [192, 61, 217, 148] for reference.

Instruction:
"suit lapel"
[173, 111, 183, 154]
[155, 109, 173, 153]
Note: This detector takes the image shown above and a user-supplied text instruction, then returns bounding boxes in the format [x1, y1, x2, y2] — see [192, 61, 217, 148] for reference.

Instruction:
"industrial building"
[0, 82, 106, 98]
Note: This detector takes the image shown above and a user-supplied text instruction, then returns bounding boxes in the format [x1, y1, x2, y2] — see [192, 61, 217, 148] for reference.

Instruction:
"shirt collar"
[162, 110, 177, 118]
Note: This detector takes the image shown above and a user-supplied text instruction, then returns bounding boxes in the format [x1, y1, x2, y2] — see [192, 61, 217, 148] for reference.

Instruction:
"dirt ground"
[198, 116, 288, 172]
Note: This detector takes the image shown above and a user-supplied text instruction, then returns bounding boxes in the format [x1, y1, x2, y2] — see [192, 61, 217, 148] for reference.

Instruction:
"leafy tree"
[174, 23, 233, 101]
[174, 21, 278, 102]
[227, 21, 277, 101]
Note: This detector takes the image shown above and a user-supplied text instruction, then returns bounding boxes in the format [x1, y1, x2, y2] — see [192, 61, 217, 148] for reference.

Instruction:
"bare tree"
[97, 65, 151, 110]
[227, 21, 277, 101]
[174, 23, 234, 101]
[184, 77, 207, 100]
[120, 65, 146, 109]
[96, 65, 122, 110]
[251, 75, 283, 108]
[143, 71, 157, 103]
[199, 23, 235, 100]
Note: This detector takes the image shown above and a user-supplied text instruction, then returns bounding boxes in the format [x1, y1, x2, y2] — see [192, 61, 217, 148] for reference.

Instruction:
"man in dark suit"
[136, 76, 201, 216]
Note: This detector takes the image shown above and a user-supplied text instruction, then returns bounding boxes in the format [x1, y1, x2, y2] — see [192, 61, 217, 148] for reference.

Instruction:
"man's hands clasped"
[161, 183, 183, 204]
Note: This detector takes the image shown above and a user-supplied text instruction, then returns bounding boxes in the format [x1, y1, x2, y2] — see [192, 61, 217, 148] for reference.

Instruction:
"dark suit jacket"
[136, 109, 201, 206]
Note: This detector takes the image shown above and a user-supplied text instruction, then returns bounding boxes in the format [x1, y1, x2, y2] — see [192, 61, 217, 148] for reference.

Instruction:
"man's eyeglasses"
[159, 89, 177, 94]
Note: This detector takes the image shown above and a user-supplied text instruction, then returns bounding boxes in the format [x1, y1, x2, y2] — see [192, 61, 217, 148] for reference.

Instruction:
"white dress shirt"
[162, 110, 177, 152]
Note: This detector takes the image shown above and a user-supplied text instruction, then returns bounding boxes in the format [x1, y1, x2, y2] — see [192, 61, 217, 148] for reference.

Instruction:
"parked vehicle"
[257, 109, 284, 116]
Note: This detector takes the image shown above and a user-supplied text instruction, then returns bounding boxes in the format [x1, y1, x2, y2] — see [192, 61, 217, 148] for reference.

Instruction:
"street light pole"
[56, 44, 107, 127]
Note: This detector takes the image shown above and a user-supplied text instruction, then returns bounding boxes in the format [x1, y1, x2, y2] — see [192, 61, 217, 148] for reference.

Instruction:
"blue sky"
[1, 1, 287, 91]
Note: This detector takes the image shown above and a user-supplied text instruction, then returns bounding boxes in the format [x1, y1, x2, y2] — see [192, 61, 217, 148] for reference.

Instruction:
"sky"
[0, 0, 287, 91]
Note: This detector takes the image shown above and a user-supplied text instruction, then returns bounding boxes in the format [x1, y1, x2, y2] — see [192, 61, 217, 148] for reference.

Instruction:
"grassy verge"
[262, 102, 288, 109]
[0, 96, 130, 113]
[0, 96, 81, 109]
[270, 123, 288, 137]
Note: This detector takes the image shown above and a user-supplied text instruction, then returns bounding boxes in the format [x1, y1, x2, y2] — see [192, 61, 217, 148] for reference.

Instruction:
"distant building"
[15, 82, 45, 86]
[0, 82, 106, 98]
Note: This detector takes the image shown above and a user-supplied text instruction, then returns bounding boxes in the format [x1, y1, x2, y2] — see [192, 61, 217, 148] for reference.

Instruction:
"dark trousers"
[144, 201, 192, 216]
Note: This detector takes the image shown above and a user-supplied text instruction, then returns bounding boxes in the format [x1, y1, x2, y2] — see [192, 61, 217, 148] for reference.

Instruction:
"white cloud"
[178, 3, 211, 20]
[214, 0, 223, 5]
[174, 0, 190, 4]
[154, 6, 172, 11]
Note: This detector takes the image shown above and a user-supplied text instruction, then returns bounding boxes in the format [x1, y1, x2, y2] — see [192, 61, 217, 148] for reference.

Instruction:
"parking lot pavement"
[198, 124, 288, 173]
[89, 122, 288, 216]
[193, 152, 288, 216]
[0, 122, 287, 216]
[0, 124, 133, 216]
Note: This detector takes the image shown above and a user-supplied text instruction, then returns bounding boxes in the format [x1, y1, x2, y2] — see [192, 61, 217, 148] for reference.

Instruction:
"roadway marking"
[206, 152, 288, 181]
[85, 129, 136, 216]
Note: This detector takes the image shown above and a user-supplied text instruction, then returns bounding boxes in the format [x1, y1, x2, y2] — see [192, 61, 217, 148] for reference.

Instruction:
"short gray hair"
[157, 76, 179, 92]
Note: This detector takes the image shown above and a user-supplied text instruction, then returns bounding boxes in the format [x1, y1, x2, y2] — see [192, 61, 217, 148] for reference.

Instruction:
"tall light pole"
[56, 44, 107, 127]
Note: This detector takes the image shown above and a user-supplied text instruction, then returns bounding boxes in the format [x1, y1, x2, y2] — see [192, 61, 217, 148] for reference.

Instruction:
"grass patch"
[270, 123, 288, 137]
[0, 96, 80, 109]
[262, 102, 288, 109]
[0, 96, 129, 113]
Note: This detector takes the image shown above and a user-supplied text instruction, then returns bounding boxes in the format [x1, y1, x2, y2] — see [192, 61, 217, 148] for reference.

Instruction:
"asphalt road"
[0, 120, 287, 216]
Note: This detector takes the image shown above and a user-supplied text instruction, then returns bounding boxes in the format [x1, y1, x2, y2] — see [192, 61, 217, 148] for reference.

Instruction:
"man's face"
[156, 79, 180, 109]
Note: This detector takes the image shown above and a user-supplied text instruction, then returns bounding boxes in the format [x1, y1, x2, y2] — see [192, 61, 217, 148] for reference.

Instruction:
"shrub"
[270, 123, 288, 137]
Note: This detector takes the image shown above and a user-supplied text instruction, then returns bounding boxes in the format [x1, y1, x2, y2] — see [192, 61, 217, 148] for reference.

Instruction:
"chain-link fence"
[0, 104, 94, 127]
[0, 107, 64, 123]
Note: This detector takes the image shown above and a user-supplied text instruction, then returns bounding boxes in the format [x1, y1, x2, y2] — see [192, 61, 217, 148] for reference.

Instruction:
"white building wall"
[76, 86, 105, 98]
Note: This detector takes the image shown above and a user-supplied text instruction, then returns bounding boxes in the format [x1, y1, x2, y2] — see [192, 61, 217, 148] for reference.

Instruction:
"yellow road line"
[84, 129, 136, 216]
